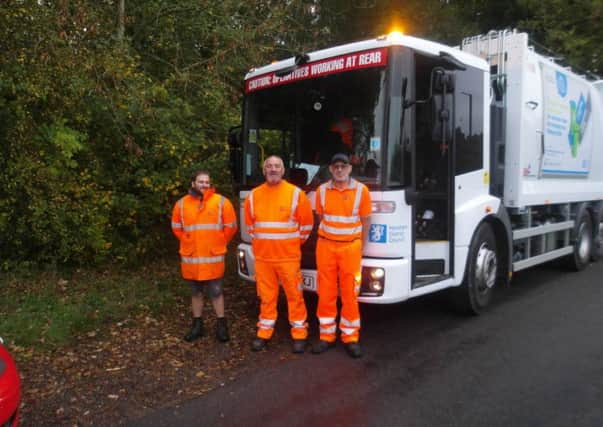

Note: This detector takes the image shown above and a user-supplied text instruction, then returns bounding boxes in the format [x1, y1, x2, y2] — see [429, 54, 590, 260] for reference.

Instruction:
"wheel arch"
[572, 202, 595, 243]
[458, 211, 511, 287]
[453, 218, 501, 315]
[483, 210, 512, 287]
[568, 202, 594, 270]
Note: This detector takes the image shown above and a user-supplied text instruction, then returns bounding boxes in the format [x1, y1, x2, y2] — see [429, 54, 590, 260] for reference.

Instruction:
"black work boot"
[344, 342, 362, 359]
[184, 317, 205, 342]
[251, 337, 268, 351]
[292, 339, 306, 354]
[312, 340, 335, 355]
[216, 317, 230, 342]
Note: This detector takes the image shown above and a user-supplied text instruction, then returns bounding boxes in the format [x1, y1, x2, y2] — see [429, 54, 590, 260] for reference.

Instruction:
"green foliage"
[516, 0, 603, 77]
[0, 1, 600, 269]
[311, 0, 480, 46]
[0, 1, 320, 268]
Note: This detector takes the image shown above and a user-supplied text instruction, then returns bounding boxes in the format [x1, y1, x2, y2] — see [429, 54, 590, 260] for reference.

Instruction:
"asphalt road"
[131, 259, 603, 427]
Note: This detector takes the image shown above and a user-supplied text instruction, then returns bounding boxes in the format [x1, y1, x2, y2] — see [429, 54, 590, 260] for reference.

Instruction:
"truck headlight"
[369, 281, 383, 292]
[369, 268, 385, 280]
[238, 250, 248, 275]
[360, 267, 385, 296]
[371, 201, 395, 213]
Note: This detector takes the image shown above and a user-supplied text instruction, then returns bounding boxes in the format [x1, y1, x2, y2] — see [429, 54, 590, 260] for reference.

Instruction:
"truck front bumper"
[237, 243, 411, 304]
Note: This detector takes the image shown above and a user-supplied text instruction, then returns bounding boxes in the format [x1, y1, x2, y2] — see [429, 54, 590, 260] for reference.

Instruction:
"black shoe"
[311, 340, 335, 354]
[216, 318, 229, 342]
[184, 318, 205, 342]
[292, 339, 306, 354]
[344, 342, 362, 359]
[251, 337, 268, 352]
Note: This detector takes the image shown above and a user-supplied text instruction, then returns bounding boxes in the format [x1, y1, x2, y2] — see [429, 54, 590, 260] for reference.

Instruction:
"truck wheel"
[451, 222, 498, 315]
[569, 211, 593, 271]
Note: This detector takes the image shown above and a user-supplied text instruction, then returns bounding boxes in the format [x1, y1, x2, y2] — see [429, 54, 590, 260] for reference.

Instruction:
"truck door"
[408, 60, 456, 288]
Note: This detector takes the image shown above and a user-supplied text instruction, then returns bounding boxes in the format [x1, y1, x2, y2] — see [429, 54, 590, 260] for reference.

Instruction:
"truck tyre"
[569, 211, 593, 271]
[591, 216, 602, 262]
[451, 222, 498, 315]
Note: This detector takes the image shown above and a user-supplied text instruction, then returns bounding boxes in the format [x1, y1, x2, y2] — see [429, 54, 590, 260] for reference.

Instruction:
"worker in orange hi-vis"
[312, 153, 372, 359]
[329, 117, 354, 149]
[171, 170, 238, 343]
[244, 155, 314, 354]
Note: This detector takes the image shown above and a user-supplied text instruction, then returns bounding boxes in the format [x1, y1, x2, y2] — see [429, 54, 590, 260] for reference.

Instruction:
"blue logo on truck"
[555, 71, 567, 97]
[369, 224, 387, 243]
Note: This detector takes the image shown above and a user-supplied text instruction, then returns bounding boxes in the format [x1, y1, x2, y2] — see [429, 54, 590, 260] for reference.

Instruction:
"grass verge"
[0, 257, 189, 350]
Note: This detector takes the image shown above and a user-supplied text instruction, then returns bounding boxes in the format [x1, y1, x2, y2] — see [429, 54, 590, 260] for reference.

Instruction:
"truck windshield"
[242, 67, 388, 189]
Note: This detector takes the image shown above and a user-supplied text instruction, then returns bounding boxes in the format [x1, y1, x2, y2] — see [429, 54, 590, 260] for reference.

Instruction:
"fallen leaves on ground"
[14, 282, 283, 426]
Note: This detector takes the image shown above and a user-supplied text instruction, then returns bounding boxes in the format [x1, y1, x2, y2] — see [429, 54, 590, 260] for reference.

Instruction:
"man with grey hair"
[244, 156, 314, 353]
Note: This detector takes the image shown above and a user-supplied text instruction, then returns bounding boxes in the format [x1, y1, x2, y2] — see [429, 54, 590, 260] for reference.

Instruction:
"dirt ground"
[15, 281, 310, 426]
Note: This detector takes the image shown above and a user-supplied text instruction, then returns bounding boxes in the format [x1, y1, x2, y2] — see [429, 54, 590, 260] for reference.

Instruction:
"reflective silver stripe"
[299, 225, 313, 232]
[290, 187, 300, 222]
[320, 325, 337, 334]
[258, 318, 275, 329]
[179, 198, 185, 228]
[319, 180, 362, 218]
[179, 195, 224, 231]
[224, 222, 237, 228]
[253, 232, 301, 239]
[181, 255, 225, 264]
[351, 179, 362, 216]
[249, 191, 255, 220]
[290, 320, 307, 328]
[251, 186, 302, 237]
[319, 183, 327, 211]
[323, 214, 359, 223]
[319, 317, 336, 324]
[217, 196, 224, 228]
[319, 223, 362, 235]
[340, 327, 356, 335]
[340, 317, 361, 327]
[172, 222, 182, 229]
[255, 221, 299, 228]
[183, 224, 221, 231]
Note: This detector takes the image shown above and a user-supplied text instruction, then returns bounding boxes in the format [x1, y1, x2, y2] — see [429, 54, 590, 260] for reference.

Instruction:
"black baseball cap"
[329, 153, 350, 165]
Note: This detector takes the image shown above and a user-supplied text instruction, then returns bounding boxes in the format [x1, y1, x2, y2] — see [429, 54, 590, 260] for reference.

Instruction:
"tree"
[517, 0, 603, 77]
[1, 0, 600, 269]
[0, 0, 323, 268]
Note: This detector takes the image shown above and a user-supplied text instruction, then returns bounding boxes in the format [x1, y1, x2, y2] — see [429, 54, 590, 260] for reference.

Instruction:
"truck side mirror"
[433, 71, 455, 94]
[430, 69, 454, 149]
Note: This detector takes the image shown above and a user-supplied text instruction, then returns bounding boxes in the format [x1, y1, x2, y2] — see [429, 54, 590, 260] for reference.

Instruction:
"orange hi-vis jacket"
[316, 178, 372, 242]
[171, 189, 237, 281]
[330, 117, 354, 149]
[244, 180, 313, 262]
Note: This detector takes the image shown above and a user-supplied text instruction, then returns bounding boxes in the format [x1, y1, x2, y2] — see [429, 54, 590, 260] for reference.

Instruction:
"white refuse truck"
[229, 29, 603, 313]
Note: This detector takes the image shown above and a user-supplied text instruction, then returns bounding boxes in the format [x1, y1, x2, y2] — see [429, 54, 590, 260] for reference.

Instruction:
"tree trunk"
[117, 0, 125, 40]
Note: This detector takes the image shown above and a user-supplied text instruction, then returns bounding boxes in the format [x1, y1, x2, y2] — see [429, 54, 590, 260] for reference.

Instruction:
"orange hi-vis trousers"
[316, 238, 362, 344]
[255, 260, 308, 340]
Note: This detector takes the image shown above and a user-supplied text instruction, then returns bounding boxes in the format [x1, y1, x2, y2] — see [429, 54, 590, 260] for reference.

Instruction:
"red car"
[0, 338, 20, 427]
